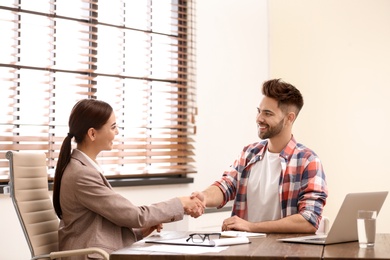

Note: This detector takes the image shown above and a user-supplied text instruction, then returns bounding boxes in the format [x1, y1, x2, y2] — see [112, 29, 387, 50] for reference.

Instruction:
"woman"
[53, 99, 203, 259]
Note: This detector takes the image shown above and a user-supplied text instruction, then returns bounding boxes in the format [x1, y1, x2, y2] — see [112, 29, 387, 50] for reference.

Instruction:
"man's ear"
[87, 128, 96, 141]
[287, 111, 296, 124]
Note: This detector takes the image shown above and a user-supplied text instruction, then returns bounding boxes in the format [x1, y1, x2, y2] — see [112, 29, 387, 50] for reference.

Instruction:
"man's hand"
[190, 191, 205, 204]
[222, 215, 252, 232]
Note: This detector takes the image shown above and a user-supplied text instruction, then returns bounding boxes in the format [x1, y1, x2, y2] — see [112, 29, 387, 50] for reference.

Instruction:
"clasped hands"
[183, 192, 251, 232]
[180, 191, 206, 218]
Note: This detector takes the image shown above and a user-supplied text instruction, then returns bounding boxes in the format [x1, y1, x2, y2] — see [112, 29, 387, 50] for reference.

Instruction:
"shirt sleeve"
[68, 163, 184, 229]
[212, 167, 239, 209]
[212, 142, 261, 210]
[297, 157, 328, 229]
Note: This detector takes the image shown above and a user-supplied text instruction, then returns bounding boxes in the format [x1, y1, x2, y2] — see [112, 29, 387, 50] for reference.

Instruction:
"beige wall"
[269, 0, 390, 232]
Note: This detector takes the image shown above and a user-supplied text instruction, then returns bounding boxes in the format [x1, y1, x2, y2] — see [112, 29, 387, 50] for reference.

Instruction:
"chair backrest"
[7, 151, 59, 258]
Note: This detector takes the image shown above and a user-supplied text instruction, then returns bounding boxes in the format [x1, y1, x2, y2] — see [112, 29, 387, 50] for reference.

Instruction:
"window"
[0, 0, 197, 185]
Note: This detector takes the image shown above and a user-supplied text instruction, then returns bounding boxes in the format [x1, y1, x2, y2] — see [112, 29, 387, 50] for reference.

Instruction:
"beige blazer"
[59, 149, 184, 259]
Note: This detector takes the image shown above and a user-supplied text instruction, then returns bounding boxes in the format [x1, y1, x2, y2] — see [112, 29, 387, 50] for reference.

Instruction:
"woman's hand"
[141, 223, 163, 238]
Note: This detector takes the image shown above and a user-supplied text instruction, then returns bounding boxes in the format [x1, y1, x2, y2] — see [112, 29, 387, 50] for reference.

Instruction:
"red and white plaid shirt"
[213, 136, 328, 228]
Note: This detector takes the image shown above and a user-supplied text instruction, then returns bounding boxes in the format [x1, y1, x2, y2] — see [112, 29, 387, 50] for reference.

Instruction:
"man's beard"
[258, 117, 285, 140]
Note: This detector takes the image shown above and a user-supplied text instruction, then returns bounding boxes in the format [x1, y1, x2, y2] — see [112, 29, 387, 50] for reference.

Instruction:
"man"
[192, 79, 328, 234]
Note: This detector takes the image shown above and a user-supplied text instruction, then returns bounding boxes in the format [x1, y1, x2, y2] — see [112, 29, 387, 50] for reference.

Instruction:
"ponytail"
[53, 134, 73, 219]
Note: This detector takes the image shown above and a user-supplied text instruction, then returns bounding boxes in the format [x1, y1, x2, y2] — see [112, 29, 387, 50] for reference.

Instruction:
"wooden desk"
[110, 231, 324, 260]
[323, 233, 390, 259]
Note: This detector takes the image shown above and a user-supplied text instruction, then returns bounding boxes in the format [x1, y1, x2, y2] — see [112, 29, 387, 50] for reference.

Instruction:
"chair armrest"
[49, 247, 109, 260]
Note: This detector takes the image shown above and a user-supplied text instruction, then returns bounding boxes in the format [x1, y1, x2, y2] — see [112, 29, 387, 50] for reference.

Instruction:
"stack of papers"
[144, 231, 266, 247]
[145, 236, 251, 247]
[210, 236, 250, 246]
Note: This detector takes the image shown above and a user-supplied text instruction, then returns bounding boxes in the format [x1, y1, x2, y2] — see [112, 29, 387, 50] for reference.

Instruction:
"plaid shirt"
[213, 136, 328, 228]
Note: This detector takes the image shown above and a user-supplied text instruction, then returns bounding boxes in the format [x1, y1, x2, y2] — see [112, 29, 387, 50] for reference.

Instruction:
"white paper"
[211, 237, 250, 246]
[221, 231, 266, 238]
[134, 244, 228, 254]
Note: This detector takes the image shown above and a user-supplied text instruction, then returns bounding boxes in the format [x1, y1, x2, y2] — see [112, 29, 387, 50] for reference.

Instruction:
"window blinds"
[0, 0, 197, 181]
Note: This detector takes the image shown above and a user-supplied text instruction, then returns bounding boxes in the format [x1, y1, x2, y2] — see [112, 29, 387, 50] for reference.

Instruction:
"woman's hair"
[53, 99, 113, 219]
[262, 78, 304, 116]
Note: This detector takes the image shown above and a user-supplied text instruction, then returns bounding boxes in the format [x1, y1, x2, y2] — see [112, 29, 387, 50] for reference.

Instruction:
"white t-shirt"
[247, 150, 281, 222]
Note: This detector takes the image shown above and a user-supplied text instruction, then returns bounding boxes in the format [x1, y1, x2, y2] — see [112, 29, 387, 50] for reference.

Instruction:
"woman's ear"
[87, 128, 96, 141]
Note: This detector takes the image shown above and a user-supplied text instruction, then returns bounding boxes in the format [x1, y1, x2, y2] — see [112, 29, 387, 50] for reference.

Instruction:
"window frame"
[0, 0, 197, 192]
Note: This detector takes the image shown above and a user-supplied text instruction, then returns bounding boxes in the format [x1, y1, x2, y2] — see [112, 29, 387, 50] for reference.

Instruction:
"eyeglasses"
[186, 233, 221, 243]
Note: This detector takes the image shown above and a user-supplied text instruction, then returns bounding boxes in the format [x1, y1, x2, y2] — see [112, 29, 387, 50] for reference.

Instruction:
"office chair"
[6, 151, 109, 260]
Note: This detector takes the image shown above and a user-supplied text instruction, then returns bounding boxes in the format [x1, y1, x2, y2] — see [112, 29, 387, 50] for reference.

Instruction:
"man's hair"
[262, 78, 304, 116]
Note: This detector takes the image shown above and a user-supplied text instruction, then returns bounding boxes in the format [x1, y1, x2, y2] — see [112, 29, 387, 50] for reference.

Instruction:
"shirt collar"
[279, 135, 297, 160]
[75, 149, 104, 173]
[256, 135, 296, 161]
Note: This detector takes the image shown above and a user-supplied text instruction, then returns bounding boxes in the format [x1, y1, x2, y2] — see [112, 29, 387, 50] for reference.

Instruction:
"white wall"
[191, 0, 269, 229]
[269, 0, 390, 232]
[0, 1, 268, 259]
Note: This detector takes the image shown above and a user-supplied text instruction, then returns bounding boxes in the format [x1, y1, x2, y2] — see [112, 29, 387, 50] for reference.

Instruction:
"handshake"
[179, 191, 205, 218]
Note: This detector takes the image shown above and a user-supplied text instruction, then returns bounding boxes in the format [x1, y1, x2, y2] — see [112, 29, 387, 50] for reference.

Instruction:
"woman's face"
[94, 112, 119, 151]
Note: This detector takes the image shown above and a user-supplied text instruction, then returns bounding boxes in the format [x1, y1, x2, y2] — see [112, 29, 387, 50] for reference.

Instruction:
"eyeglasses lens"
[188, 233, 221, 243]
[191, 234, 205, 243]
[208, 234, 221, 241]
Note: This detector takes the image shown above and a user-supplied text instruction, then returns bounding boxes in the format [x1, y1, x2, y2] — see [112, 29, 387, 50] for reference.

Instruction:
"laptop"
[278, 191, 388, 245]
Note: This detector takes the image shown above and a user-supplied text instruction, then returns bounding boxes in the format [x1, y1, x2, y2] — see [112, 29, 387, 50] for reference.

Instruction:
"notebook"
[278, 191, 388, 245]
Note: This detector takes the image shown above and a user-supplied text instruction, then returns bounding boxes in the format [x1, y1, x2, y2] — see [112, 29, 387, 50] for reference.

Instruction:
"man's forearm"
[251, 214, 317, 233]
[202, 185, 224, 208]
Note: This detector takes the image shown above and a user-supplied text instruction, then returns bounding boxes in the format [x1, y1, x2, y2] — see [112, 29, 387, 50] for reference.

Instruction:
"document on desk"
[140, 237, 249, 254]
[134, 244, 228, 254]
[145, 236, 250, 247]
